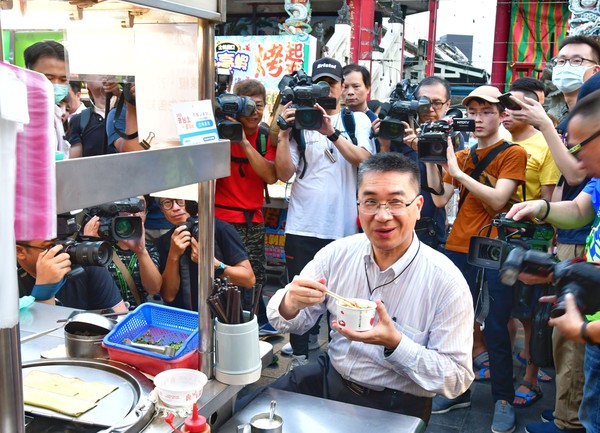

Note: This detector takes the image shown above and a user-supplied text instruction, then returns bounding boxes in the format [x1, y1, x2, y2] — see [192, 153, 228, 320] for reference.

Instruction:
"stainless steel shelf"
[56, 142, 230, 213]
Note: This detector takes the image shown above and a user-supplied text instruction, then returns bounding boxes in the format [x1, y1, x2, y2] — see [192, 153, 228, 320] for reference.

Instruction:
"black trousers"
[285, 234, 334, 356]
[270, 352, 433, 425]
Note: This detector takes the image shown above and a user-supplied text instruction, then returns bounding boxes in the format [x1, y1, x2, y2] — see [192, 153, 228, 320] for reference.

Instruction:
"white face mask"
[552, 64, 591, 93]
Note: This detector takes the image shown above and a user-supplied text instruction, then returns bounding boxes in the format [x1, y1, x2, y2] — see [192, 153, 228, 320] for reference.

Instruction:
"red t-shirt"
[215, 128, 276, 224]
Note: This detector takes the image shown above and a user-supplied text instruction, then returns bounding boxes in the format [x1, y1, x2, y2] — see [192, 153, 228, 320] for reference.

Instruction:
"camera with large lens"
[418, 115, 475, 163]
[89, 197, 144, 243]
[56, 238, 112, 267]
[376, 80, 430, 140]
[214, 93, 257, 142]
[277, 69, 330, 130]
[468, 213, 555, 270]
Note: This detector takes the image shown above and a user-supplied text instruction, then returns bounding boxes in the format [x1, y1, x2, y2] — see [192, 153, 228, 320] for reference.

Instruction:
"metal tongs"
[123, 338, 177, 356]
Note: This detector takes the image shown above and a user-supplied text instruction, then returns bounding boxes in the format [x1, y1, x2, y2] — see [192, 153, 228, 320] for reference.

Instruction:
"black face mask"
[317, 96, 337, 110]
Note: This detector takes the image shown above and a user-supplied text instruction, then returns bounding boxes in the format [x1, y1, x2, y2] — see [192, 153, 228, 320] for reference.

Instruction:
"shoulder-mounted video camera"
[378, 80, 430, 140]
[467, 213, 555, 270]
[498, 248, 600, 318]
[214, 93, 257, 142]
[418, 114, 475, 163]
[88, 197, 145, 243]
[276, 69, 331, 130]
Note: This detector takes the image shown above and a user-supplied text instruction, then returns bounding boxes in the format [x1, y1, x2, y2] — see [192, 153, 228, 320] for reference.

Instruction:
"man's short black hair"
[558, 35, 600, 64]
[569, 88, 600, 124]
[510, 77, 544, 95]
[358, 152, 421, 192]
[69, 80, 83, 94]
[415, 76, 451, 100]
[24, 40, 65, 70]
[508, 87, 539, 102]
[342, 63, 371, 88]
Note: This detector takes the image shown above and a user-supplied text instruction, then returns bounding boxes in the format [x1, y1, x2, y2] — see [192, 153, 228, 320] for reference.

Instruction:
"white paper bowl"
[153, 368, 208, 407]
[336, 298, 377, 331]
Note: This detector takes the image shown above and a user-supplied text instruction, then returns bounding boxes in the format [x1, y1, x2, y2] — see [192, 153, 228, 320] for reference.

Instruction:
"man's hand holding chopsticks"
[279, 277, 327, 320]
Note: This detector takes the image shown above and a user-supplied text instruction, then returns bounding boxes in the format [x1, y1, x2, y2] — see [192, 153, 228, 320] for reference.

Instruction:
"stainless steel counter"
[217, 388, 426, 433]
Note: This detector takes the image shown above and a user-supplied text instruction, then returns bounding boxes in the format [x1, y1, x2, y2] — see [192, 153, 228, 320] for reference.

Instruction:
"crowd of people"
[14, 33, 600, 433]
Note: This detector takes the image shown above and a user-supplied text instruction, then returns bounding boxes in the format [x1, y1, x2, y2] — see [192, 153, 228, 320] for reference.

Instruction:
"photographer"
[16, 239, 127, 313]
[506, 88, 600, 433]
[425, 85, 527, 433]
[156, 197, 255, 311]
[82, 196, 162, 309]
[275, 57, 375, 369]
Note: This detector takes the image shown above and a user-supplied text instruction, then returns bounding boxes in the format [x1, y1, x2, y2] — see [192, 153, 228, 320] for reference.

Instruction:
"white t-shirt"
[286, 110, 375, 239]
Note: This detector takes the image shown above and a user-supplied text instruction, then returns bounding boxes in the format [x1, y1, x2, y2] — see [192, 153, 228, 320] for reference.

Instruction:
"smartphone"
[498, 92, 522, 110]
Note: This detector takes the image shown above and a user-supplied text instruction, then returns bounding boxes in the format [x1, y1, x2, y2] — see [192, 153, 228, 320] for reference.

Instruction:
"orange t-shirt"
[444, 140, 528, 254]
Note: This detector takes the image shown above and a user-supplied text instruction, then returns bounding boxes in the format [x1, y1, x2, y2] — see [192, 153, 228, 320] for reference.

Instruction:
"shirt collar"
[362, 232, 421, 275]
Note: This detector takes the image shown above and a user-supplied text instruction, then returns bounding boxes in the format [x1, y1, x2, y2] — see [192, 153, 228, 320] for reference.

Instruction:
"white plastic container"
[336, 299, 377, 331]
[153, 368, 208, 408]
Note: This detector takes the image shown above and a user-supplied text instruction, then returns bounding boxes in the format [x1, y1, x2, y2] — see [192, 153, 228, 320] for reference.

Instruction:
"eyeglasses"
[568, 128, 600, 159]
[552, 56, 597, 67]
[430, 99, 449, 110]
[356, 196, 420, 215]
[159, 198, 185, 210]
[467, 110, 498, 118]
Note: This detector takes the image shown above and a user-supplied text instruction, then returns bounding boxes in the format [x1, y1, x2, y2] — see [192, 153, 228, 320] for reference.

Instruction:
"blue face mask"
[53, 83, 69, 104]
[552, 64, 590, 94]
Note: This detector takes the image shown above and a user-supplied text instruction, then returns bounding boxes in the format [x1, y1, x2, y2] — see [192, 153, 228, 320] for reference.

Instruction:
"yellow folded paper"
[23, 370, 119, 417]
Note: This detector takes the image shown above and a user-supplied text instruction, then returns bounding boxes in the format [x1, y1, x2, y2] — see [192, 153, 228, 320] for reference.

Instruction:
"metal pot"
[64, 312, 114, 359]
[65, 312, 115, 334]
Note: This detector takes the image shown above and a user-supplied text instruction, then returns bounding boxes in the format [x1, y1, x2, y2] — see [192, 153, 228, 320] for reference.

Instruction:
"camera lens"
[430, 141, 445, 155]
[480, 244, 501, 261]
[114, 218, 135, 239]
[66, 241, 112, 267]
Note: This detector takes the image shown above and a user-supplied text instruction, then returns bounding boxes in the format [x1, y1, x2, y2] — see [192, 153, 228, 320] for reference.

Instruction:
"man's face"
[502, 91, 528, 133]
[466, 100, 503, 140]
[557, 43, 600, 84]
[158, 198, 190, 226]
[358, 171, 423, 261]
[16, 240, 55, 277]
[417, 83, 450, 123]
[30, 56, 68, 85]
[238, 95, 265, 132]
[342, 71, 370, 111]
[567, 114, 600, 177]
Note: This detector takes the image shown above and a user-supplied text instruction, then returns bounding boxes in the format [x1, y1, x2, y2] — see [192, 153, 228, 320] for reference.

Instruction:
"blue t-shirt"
[583, 178, 600, 262]
[557, 176, 593, 245]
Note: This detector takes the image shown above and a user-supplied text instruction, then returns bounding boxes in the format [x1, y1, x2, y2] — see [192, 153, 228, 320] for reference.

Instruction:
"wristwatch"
[215, 261, 227, 276]
[581, 319, 596, 345]
[327, 128, 341, 142]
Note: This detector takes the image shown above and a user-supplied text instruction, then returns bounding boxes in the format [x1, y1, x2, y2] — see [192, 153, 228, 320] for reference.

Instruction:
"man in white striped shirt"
[267, 152, 474, 424]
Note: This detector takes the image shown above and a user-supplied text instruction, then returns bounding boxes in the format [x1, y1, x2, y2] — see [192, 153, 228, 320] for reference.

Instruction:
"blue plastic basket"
[103, 303, 199, 361]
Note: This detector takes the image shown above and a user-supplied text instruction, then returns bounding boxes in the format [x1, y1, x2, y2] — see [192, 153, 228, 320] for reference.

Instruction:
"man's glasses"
[357, 196, 420, 215]
[430, 99, 449, 110]
[159, 199, 185, 210]
[552, 56, 597, 67]
[568, 128, 600, 159]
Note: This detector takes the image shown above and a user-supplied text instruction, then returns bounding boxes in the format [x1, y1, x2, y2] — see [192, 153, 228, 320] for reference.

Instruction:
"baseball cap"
[462, 85, 502, 106]
[312, 57, 343, 82]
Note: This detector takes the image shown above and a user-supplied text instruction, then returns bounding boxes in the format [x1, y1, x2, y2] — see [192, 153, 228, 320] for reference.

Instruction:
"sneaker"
[431, 389, 471, 414]
[286, 354, 308, 372]
[280, 334, 320, 355]
[525, 420, 586, 433]
[541, 409, 554, 423]
[258, 322, 279, 336]
[492, 400, 516, 433]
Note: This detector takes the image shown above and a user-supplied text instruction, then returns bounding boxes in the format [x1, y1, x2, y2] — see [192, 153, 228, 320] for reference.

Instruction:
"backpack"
[292, 107, 357, 179]
[78, 106, 94, 136]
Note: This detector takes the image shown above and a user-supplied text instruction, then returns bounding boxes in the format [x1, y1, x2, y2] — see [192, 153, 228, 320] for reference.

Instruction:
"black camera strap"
[113, 89, 139, 141]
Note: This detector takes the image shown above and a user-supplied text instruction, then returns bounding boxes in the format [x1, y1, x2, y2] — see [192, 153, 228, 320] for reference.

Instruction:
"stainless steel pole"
[197, 17, 216, 379]
[0, 326, 25, 433]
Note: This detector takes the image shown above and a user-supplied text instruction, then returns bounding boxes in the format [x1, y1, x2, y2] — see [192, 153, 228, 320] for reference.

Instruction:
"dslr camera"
[418, 115, 475, 163]
[181, 216, 199, 239]
[378, 80, 431, 140]
[215, 93, 257, 142]
[277, 69, 331, 130]
[468, 213, 555, 270]
[498, 248, 600, 318]
[88, 197, 145, 243]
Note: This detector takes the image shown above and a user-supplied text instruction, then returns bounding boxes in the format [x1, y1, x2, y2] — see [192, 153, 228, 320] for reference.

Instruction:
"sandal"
[473, 352, 490, 381]
[516, 352, 553, 382]
[513, 380, 543, 408]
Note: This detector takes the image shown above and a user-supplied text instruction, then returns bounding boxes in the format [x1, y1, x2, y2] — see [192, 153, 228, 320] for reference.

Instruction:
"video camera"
[378, 80, 430, 140]
[214, 93, 257, 142]
[467, 213, 555, 270]
[277, 69, 331, 130]
[418, 114, 475, 163]
[88, 197, 145, 243]
[498, 248, 600, 318]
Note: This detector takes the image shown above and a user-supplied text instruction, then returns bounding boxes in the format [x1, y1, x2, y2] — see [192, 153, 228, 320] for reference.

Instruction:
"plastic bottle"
[182, 403, 210, 433]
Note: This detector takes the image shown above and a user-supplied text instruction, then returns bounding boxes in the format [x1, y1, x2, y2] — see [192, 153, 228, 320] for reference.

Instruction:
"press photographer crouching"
[82, 196, 162, 309]
[17, 214, 128, 313]
[505, 88, 600, 433]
